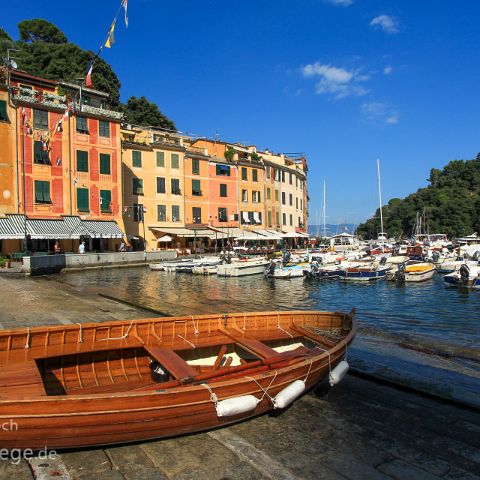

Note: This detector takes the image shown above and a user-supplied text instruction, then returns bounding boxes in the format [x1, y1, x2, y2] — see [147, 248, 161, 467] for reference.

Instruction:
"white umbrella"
[158, 235, 173, 242]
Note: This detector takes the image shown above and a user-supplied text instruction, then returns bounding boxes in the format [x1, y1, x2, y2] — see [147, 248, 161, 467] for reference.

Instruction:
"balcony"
[152, 135, 183, 147]
[13, 88, 67, 111]
[81, 104, 123, 121]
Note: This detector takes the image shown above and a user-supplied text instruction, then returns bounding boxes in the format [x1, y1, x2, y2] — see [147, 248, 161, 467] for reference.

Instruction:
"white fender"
[329, 360, 349, 386]
[272, 379, 305, 409]
[215, 395, 260, 417]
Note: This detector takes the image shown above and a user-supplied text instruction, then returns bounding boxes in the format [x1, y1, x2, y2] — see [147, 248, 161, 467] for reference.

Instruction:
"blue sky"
[3, 0, 480, 226]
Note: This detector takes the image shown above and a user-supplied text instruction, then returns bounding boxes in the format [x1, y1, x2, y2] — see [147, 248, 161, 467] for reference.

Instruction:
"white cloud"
[370, 15, 399, 34]
[301, 62, 370, 99]
[326, 0, 353, 6]
[361, 102, 399, 125]
[383, 66, 394, 75]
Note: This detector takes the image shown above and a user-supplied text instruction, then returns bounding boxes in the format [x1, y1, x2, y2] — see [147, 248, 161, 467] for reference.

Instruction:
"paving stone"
[320, 453, 392, 480]
[121, 464, 168, 480]
[105, 444, 156, 470]
[58, 449, 116, 479]
[0, 459, 32, 480]
[377, 459, 442, 480]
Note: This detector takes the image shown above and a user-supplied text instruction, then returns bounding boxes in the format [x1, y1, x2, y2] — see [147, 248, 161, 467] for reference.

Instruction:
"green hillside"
[356, 153, 480, 239]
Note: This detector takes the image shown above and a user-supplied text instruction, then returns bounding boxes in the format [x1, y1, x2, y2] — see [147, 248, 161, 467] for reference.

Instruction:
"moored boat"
[0, 310, 356, 450]
[217, 258, 269, 277]
[443, 263, 480, 289]
[340, 265, 390, 281]
[387, 261, 436, 282]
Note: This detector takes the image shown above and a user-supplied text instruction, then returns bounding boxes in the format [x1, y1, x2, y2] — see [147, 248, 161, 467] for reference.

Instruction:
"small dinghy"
[0, 309, 356, 450]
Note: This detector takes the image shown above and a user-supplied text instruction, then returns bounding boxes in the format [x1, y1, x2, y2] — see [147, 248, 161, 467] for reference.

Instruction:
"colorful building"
[0, 67, 124, 255]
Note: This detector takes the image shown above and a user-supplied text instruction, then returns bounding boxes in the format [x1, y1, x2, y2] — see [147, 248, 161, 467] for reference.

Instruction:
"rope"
[313, 345, 332, 374]
[177, 334, 195, 349]
[201, 383, 218, 405]
[191, 315, 199, 335]
[245, 370, 278, 403]
[98, 319, 134, 341]
[25, 327, 30, 349]
[303, 359, 314, 382]
[76, 323, 84, 343]
[277, 314, 293, 338]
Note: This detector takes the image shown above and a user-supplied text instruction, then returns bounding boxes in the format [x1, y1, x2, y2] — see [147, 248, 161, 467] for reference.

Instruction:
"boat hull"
[217, 261, 269, 277]
[0, 310, 355, 450]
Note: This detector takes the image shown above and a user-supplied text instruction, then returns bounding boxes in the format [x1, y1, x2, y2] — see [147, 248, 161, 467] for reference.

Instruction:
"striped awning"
[0, 217, 23, 239]
[81, 220, 124, 239]
[28, 218, 75, 239]
[150, 226, 222, 239]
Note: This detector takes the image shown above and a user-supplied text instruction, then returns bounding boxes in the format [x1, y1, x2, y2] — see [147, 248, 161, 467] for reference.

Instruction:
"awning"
[82, 220, 124, 238]
[252, 230, 283, 240]
[27, 219, 75, 239]
[0, 217, 23, 239]
[150, 226, 221, 239]
[253, 212, 261, 224]
[158, 235, 173, 243]
[242, 212, 250, 223]
[282, 231, 308, 238]
[214, 227, 245, 238]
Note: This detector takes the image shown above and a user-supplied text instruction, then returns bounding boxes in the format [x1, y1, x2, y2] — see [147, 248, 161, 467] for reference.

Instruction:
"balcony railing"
[81, 104, 123, 120]
[152, 135, 182, 147]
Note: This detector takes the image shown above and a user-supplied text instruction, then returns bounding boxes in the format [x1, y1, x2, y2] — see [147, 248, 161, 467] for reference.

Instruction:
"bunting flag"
[105, 19, 116, 48]
[57, 118, 63, 133]
[85, 62, 94, 88]
[122, 0, 128, 27]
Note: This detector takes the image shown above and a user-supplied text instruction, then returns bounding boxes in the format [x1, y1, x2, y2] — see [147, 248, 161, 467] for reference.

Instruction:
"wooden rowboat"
[0, 310, 356, 450]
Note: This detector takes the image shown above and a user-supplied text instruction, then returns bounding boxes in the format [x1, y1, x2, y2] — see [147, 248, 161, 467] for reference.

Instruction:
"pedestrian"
[119, 241, 126, 252]
[78, 241, 85, 254]
[54, 241, 61, 254]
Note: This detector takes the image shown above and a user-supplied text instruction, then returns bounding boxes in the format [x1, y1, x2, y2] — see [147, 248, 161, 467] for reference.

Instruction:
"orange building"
[0, 68, 124, 255]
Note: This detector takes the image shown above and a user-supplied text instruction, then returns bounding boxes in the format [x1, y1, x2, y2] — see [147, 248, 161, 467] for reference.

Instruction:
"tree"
[0, 28, 13, 60]
[18, 19, 67, 44]
[122, 96, 176, 131]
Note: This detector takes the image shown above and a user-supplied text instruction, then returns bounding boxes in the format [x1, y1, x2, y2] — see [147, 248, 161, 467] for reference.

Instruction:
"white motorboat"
[444, 263, 480, 289]
[387, 261, 436, 282]
[217, 258, 270, 277]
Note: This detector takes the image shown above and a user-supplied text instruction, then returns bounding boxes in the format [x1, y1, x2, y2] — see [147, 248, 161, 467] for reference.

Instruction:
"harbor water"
[67, 267, 480, 405]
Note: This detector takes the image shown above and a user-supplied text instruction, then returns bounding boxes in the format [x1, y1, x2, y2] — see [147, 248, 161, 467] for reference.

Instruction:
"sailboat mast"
[377, 159, 384, 240]
[323, 180, 327, 238]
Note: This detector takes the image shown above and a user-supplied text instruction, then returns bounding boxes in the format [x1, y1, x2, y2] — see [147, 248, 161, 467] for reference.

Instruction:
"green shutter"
[0, 100, 8, 121]
[100, 190, 111, 212]
[172, 205, 180, 222]
[99, 153, 111, 175]
[156, 151, 165, 167]
[34, 141, 43, 164]
[220, 184, 227, 197]
[157, 205, 166, 222]
[34, 181, 43, 203]
[242, 168, 247, 180]
[77, 150, 89, 172]
[133, 178, 143, 195]
[171, 153, 179, 169]
[192, 179, 201, 195]
[252, 169, 258, 182]
[192, 158, 199, 174]
[99, 121, 110, 138]
[76, 117, 89, 133]
[77, 188, 89, 212]
[132, 150, 142, 167]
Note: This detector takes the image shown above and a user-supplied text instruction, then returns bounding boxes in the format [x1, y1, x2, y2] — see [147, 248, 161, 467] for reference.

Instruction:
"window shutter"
[34, 181, 43, 203]
[171, 153, 179, 169]
[156, 151, 165, 167]
[77, 151, 89, 172]
[132, 150, 142, 167]
[100, 190, 111, 212]
[77, 188, 89, 211]
[99, 153, 111, 175]
[0, 100, 8, 121]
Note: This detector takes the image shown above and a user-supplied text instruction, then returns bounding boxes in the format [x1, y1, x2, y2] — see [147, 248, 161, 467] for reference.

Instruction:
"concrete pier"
[0, 276, 478, 480]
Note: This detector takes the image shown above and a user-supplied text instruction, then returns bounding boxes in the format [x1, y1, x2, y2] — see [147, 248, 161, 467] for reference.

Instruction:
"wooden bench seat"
[0, 362, 46, 398]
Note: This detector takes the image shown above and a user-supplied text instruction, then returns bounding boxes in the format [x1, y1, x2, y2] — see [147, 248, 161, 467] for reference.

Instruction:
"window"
[133, 203, 143, 222]
[100, 190, 111, 212]
[275, 190, 279, 201]
[77, 187, 89, 211]
[34, 141, 50, 164]
[218, 207, 227, 222]
[267, 188, 271, 200]
[296, 177, 298, 188]
[157, 205, 166, 222]
[76, 116, 88, 134]
[132, 150, 142, 168]
[192, 179, 201, 196]
[252, 169, 258, 182]
[99, 153, 111, 175]
[34, 180, 51, 204]
[283, 213, 286, 226]
[192, 207, 201, 224]
[99, 120, 110, 138]
[76, 150, 88, 172]
[290, 214, 293, 226]
[242, 189, 248, 202]
[156, 151, 165, 167]
[296, 197, 298, 209]
[267, 210, 272, 226]
[192, 158, 200, 175]
[33, 109, 48, 130]
[266, 166, 270, 179]
[274, 169, 280, 181]
[252, 191, 260, 203]
[156, 177, 166, 194]
[282, 192, 286, 205]
[281, 171, 285, 183]
[171, 178, 181, 195]
[241, 167, 247, 181]
[172, 205, 180, 222]
[171, 153, 179, 169]
[300, 199, 303, 211]
[289, 173, 293, 185]
[216, 164, 230, 176]
[0, 100, 8, 121]
[132, 178, 144, 195]
[220, 184, 227, 197]
[289, 193, 293, 206]
[276, 211, 280, 226]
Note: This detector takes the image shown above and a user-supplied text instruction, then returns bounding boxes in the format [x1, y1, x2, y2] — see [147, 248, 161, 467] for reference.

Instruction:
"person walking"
[54, 241, 61, 254]
[78, 241, 85, 254]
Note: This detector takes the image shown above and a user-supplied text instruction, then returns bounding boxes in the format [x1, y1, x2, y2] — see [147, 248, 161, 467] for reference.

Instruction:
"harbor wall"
[23, 250, 177, 275]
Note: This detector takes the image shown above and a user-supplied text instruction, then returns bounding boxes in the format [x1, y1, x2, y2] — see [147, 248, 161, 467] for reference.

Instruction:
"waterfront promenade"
[0, 275, 479, 480]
